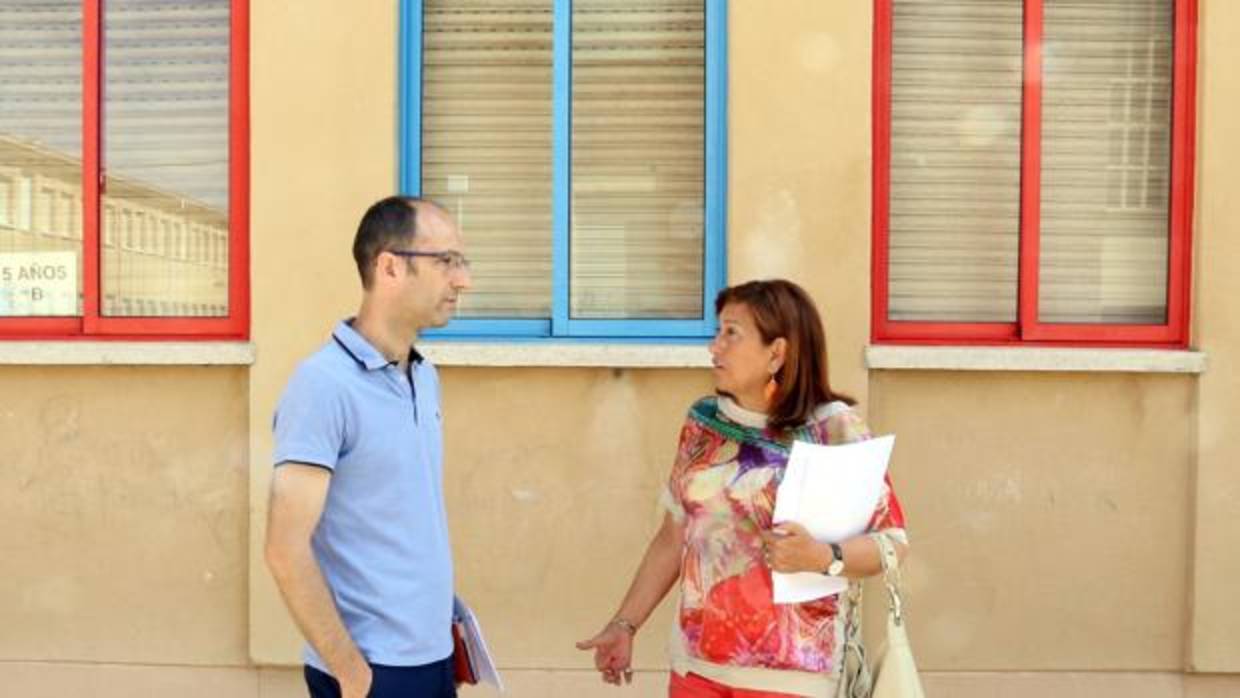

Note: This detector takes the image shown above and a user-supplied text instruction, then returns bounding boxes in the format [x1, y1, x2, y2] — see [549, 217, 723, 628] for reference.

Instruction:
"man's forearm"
[267, 545, 368, 680]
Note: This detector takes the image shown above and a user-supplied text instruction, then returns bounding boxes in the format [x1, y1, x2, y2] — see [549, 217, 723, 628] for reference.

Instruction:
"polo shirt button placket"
[404, 364, 419, 425]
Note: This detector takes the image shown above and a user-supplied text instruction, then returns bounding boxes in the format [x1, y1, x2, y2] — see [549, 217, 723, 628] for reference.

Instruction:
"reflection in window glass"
[0, 0, 83, 317]
[102, 0, 230, 318]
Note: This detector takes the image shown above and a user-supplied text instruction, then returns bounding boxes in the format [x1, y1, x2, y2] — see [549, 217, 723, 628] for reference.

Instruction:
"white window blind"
[570, 0, 704, 319]
[1040, 0, 1172, 324]
[422, 0, 553, 318]
[888, 0, 1023, 323]
[0, 0, 83, 317]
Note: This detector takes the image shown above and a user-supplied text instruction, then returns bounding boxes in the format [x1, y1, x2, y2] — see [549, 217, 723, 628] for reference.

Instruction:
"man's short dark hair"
[353, 196, 421, 288]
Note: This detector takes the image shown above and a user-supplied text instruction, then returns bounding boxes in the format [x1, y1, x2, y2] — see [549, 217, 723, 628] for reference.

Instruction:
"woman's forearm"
[613, 513, 685, 630]
[836, 533, 908, 579]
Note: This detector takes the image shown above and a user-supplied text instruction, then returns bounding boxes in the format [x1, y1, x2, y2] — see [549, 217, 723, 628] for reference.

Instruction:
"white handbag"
[869, 532, 924, 698]
[836, 532, 924, 698]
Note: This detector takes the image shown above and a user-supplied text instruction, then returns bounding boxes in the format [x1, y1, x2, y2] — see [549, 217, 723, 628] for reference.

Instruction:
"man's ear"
[376, 252, 398, 282]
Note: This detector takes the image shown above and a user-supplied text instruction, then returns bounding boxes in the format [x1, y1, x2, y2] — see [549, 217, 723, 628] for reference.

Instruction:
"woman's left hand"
[760, 522, 829, 574]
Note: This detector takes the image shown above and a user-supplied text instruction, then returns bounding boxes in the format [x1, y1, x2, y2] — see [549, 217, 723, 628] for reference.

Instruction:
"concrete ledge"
[7, 665, 1229, 698]
[420, 342, 712, 368]
[867, 345, 1207, 374]
[286, 669, 1237, 698]
[0, 662, 259, 698]
[0, 341, 256, 366]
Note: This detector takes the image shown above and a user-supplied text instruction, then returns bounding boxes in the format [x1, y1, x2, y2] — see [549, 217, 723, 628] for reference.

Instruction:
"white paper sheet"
[454, 596, 504, 690]
[770, 435, 895, 604]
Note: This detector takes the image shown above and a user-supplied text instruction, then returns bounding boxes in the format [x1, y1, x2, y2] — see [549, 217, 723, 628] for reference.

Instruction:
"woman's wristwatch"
[824, 542, 845, 576]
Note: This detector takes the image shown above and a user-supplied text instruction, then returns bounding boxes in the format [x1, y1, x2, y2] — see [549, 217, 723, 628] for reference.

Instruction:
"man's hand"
[336, 659, 373, 698]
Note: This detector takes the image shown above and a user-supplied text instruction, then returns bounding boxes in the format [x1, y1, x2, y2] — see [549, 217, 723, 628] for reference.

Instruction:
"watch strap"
[826, 542, 845, 575]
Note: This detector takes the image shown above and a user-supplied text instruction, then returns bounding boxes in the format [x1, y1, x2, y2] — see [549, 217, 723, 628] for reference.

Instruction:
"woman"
[577, 279, 908, 698]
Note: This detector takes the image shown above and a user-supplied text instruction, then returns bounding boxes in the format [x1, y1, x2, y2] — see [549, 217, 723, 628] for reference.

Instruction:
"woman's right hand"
[574, 513, 683, 686]
[576, 622, 635, 685]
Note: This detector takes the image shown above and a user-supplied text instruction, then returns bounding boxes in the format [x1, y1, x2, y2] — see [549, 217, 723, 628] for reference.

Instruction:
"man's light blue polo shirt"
[272, 319, 452, 671]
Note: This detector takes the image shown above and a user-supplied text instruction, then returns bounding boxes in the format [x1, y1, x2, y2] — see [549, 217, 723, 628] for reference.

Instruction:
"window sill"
[866, 345, 1207, 374]
[0, 341, 256, 366]
[419, 342, 712, 368]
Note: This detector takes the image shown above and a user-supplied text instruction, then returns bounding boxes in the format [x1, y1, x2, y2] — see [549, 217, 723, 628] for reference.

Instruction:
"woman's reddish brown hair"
[715, 279, 854, 431]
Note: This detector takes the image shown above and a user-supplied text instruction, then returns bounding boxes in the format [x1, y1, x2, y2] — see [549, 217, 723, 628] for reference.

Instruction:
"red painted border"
[871, 0, 1019, 344]
[1174, 0, 1198, 345]
[230, 0, 251, 340]
[874, 0, 1196, 348]
[93, 0, 249, 339]
[82, 0, 102, 334]
[877, 322, 1018, 344]
[1021, 0, 1193, 346]
[1016, 0, 1043, 338]
[1, 0, 249, 341]
[870, 0, 892, 343]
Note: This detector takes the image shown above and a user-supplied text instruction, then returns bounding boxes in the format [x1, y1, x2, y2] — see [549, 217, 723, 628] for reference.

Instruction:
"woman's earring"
[763, 374, 778, 405]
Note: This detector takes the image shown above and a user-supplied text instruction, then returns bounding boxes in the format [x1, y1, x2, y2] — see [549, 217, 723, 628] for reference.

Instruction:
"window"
[873, 0, 1195, 346]
[0, 0, 248, 339]
[401, 0, 726, 340]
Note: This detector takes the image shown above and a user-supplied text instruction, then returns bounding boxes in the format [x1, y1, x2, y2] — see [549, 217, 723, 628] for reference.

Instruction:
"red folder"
[452, 620, 478, 686]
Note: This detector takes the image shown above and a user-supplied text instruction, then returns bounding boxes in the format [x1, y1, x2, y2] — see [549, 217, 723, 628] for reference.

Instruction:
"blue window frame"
[399, 0, 727, 341]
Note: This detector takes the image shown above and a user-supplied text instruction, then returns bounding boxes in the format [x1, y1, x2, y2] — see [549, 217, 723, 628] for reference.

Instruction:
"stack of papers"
[453, 596, 504, 690]
[770, 435, 895, 603]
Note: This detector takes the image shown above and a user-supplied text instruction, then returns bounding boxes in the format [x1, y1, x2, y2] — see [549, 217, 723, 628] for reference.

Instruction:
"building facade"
[3, 2, 1238, 697]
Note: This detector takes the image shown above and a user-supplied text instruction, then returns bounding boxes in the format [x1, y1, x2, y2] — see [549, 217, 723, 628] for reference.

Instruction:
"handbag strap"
[838, 580, 872, 698]
[836, 531, 910, 698]
[873, 531, 905, 626]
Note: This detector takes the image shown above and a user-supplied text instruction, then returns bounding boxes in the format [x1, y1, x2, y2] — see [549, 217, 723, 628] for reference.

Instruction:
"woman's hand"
[574, 513, 682, 686]
[576, 622, 635, 685]
[760, 522, 830, 574]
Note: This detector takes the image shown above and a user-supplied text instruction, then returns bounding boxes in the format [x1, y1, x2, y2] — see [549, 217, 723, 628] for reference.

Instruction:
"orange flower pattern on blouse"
[666, 397, 906, 674]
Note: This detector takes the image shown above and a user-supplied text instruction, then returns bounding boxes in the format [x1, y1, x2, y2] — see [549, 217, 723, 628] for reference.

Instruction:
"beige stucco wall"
[0, 366, 249, 665]
[246, 0, 876, 669]
[728, 0, 874, 409]
[868, 371, 1194, 670]
[246, 0, 395, 663]
[242, 0, 1239, 695]
[1189, 0, 1240, 674]
[245, 0, 872, 682]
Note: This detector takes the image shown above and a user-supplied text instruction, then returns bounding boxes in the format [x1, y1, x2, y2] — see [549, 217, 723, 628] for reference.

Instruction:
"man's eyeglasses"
[386, 249, 471, 272]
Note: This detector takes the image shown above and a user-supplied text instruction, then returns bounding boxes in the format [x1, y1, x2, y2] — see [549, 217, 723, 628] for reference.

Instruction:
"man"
[265, 196, 472, 698]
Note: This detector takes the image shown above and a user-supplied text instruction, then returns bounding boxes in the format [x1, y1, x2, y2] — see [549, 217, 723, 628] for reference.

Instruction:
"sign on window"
[0, 251, 78, 316]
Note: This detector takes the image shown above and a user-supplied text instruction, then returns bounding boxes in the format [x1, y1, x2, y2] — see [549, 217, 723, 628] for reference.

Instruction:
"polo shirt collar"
[332, 318, 424, 371]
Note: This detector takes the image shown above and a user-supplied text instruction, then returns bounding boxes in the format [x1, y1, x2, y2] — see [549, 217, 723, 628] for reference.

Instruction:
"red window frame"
[871, 0, 1197, 347]
[1, 0, 249, 341]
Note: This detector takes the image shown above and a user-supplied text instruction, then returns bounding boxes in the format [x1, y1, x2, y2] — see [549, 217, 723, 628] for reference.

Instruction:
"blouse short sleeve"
[661, 413, 704, 524]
